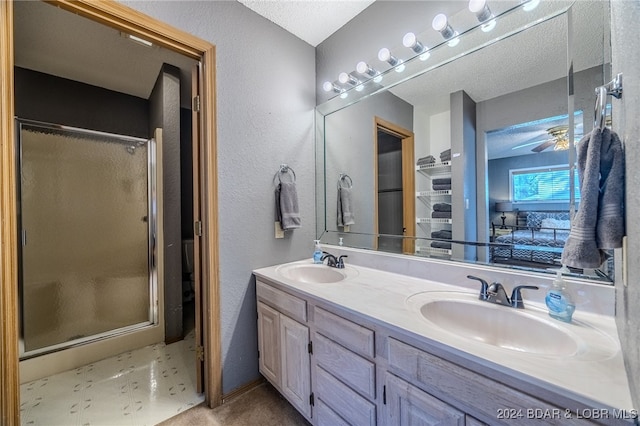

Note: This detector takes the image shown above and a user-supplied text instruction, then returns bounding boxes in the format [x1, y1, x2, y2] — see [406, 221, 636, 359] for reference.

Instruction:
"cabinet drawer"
[316, 400, 349, 426]
[315, 366, 376, 426]
[314, 306, 374, 358]
[315, 333, 376, 399]
[387, 338, 588, 426]
[256, 280, 307, 322]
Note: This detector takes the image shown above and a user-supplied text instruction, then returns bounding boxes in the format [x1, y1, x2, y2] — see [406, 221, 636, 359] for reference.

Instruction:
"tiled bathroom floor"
[20, 330, 204, 426]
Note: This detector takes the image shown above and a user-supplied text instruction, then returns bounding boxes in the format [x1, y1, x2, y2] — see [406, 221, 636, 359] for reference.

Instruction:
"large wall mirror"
[316, 0, 615, 283]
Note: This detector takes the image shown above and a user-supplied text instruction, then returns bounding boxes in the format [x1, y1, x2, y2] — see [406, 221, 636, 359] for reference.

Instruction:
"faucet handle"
[467, 275, 489, 301]
[336, 255, 348, 269]
[510, 285, 539, 309]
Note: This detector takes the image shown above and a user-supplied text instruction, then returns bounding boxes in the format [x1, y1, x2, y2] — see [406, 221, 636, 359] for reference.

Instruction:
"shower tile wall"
[20, 331, 203, 426]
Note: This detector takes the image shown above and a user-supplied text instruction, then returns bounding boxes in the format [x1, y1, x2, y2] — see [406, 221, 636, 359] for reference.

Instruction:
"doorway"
[374, 117, 415, 255]
[0, 1, 220, 421]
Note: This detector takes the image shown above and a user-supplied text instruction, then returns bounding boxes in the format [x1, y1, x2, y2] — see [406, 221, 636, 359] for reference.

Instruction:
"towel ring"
[274, 164, 296, 185]
[593, 73, 623, 131]
[338, 173, 353, 189]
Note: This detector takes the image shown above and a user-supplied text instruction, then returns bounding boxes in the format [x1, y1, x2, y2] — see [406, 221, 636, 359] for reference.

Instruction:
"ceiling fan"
[510, 125, 571, 153]
[531, 125, 569, 152]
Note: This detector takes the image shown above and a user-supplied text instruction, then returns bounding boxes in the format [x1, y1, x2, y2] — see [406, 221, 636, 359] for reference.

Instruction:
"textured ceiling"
[237, 0, 375, 46]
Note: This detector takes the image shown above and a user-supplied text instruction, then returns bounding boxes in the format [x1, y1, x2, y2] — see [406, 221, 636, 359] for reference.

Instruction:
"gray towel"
[417, 155, 436, 165]
[561, 129, 605, 268]
[276, 182, 301, 230]
[431, 211, 452, 219]
[432, 184, 452, 191]
[431, 241, 452, 249]
[596, 128, 624, 249]
[432, 178, 451, 185]
[433, 203, 452, 212]
[431, 230, 452, 239]
[337, 187, 355, 227]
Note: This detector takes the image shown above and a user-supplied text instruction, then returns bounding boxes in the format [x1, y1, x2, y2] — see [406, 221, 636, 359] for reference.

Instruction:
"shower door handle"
[22, 229, 27, 246]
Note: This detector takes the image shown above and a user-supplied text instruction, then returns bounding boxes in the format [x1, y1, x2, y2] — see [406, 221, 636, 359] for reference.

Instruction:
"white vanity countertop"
[253, 259, 635, 413]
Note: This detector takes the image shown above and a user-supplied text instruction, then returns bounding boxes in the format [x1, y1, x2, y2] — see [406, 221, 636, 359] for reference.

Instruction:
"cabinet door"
[257, 302, 281, 385]
[280, 314, 311, 417]
[385, 373, 464, 426]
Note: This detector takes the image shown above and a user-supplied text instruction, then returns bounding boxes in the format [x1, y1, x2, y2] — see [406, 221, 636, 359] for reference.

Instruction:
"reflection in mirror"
[317, 1, 614, 283]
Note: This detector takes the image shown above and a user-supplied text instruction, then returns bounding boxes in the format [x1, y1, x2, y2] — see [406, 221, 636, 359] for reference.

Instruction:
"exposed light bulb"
[338, 72, 359, 86]
[322, 81, 334, 92]
[356, 61, 382, 83]
[378, 47, 402, 71]
[522, 0, 540, 12]
[432, 13, 458, 44]
[469, 0, 492, 22]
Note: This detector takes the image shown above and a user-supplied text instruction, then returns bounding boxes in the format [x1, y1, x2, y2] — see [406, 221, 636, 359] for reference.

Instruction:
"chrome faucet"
[321, 252, 348, 269]
[467, 275, 538, 309]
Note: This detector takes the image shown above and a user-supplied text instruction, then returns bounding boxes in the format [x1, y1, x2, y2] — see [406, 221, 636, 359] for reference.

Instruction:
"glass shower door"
[18, 120, 156, 358]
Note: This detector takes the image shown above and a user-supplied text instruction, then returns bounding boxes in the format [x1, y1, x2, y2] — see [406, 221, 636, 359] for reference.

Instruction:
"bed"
[491, 211, 570, 266]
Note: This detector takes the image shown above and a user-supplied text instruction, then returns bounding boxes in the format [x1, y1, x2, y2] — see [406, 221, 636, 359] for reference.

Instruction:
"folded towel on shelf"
[337, 187, 355, 227]
[561, 129, 605, 268]
[432, 178, 451, 185]
[431, 230, 452, 239]
[432, 211, 452, 219]
[417, 155, 436, 165]
[596, 128, 625, 249]
[433, 203, 451, 212]
[276, 182, 301, 230]
[439, 149, 451, 162]
[431, 241, 452, 250]
[432, 184, 452, 191]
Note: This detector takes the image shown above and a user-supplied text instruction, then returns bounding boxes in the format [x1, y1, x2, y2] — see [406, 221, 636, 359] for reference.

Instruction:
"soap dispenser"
[313, 240, 323, 264]
[545, 267, 575, 323]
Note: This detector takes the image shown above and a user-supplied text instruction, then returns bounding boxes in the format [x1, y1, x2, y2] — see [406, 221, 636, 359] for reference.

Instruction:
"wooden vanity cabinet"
[257, 281, 311, 419]
[312, 306, 377, 425]
[255, 278, 614, 426]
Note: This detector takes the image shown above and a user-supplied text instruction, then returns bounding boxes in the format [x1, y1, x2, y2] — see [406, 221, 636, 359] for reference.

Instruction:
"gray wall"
[14, 67, 149, 137]
[612, 0, 640, 408]
[121, 0, 316, 394]
[149, 64, 183, 343]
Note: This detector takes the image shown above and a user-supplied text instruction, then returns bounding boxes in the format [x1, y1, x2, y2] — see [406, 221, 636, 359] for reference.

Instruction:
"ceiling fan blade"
[531, 139, 556, 153]
[511, 135, 550, 150]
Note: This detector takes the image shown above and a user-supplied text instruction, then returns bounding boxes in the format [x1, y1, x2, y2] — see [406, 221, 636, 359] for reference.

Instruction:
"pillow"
[540, 218, 571, 231]
[540, 218, 558, 231]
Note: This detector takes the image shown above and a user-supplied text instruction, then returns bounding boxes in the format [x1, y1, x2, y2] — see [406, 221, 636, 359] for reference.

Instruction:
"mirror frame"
[315, 1, 614, 284]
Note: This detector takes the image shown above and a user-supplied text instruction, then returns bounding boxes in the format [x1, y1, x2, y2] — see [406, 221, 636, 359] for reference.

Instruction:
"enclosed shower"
[17, 119, 157, 360]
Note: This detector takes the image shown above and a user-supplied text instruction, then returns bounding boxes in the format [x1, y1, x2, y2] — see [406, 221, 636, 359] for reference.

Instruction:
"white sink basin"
[276, 263, 347, 284]
[419, 299, 577, 356]
[406, 292, 618, 360]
